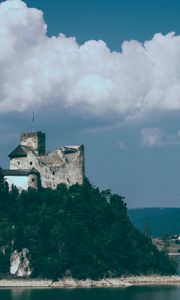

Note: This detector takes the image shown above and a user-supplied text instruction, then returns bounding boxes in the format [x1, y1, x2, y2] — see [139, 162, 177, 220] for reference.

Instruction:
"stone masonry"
[5, 132, 85, 189]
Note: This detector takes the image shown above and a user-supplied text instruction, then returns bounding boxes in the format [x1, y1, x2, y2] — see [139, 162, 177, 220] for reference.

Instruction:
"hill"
[0, 168, 177, 279]
[128, 208, 180, 237]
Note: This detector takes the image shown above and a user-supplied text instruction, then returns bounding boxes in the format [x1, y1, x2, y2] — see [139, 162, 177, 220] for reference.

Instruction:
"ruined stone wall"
[21, 132, 45, 155]
[28, 174, 40, 189]
[10, 145, 85, 188]
[37, 145, 85, 188]
[43, 145, 85, 188]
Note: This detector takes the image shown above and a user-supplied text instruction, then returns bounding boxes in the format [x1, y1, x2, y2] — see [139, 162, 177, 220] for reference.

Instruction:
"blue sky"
[26, 0, 180, 49]
[1, 0, 180, 207]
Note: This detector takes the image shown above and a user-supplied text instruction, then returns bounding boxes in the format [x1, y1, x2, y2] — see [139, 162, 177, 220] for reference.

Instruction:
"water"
[1, 286, 180, 300]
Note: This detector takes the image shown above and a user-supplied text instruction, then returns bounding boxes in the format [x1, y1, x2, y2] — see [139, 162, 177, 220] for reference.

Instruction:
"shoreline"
[1, 276, 180, 288]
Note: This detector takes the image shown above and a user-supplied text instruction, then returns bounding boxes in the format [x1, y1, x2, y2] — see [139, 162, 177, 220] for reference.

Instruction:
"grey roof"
[3, 168, 39, 176]
[61, 146, 81, 154]
[8, 145, 32, 158]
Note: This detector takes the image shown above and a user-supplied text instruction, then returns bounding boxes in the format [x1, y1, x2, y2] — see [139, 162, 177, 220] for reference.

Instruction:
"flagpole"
[32, 112, 35, 132]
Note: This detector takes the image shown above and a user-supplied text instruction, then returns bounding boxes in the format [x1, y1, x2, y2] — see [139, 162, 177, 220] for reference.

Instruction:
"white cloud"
[1, 0, 180, 121]
[140, 127, 180, 147]
[140, 128, 164, 147]
[117, 139, 126, 150]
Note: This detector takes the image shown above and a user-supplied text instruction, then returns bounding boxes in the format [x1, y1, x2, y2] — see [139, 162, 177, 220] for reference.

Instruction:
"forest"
[0, 168, 176, 279]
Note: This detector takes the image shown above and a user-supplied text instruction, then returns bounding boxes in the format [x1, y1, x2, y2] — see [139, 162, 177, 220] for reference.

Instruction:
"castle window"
[30, 162, 33, 166]
[53, 171, 55, 175]
[32, 178, 35, 182]
[18, 161, 20, 165]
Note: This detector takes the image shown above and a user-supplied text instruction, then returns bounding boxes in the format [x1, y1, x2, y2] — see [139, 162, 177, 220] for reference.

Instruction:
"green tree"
[0, 177, 177, 279]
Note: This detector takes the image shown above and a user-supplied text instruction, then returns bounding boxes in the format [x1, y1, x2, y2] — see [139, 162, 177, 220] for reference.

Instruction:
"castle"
[4, 132, 85, 190]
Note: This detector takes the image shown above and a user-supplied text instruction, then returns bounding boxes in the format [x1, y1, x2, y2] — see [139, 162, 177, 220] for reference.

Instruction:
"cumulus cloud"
[140, 128, 180, 147]
[1, 0, 180, 121]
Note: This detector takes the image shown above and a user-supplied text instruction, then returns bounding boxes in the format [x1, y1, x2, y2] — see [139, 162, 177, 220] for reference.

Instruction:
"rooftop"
[8, 145, 32, 159]
[3, 168, 39, 176]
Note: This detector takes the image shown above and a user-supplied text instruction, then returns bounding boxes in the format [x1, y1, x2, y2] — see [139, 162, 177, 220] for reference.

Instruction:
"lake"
[1, 286, 180, 300]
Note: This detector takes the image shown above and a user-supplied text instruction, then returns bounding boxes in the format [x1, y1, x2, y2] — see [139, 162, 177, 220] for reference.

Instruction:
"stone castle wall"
[10, 133, 85, 189]
[21, 132, 45, 155]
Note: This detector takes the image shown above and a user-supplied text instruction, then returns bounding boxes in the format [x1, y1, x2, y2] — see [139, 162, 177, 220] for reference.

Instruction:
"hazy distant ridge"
[128, 208, 180, 236]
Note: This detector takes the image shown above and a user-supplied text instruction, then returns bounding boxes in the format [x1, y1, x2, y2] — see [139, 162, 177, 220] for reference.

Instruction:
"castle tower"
[28, 168, 41, 189]
[20, 132, 46, 155]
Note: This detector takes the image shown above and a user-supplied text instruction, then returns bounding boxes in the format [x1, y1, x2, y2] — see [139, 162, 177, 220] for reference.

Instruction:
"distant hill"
[128, 208, 180, 237]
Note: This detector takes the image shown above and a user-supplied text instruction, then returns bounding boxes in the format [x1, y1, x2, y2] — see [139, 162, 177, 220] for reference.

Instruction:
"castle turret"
[20, 132, 46, 155]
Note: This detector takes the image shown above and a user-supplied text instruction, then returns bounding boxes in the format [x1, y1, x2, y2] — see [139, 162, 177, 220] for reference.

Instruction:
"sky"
[1, 0, 180, 207]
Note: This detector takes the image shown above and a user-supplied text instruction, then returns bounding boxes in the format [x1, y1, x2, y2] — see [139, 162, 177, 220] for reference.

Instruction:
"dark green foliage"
[0, 167, 9, 206]
[0, 167, 7, 192]
[0, 170, 176, 279]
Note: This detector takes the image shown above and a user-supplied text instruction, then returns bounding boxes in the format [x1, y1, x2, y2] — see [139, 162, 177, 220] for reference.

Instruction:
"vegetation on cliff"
[0, 167, 176, 279]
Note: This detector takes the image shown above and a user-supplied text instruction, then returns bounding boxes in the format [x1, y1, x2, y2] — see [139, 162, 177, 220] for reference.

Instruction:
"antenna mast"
[32, 112, 35, 132]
